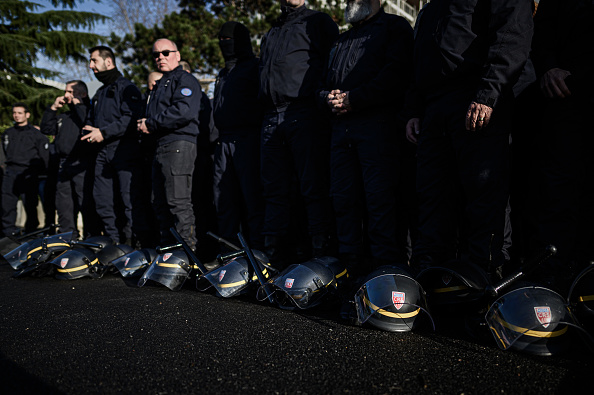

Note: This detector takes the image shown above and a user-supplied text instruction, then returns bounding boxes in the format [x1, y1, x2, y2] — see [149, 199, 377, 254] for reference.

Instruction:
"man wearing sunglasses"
[137, 39, 202, 249]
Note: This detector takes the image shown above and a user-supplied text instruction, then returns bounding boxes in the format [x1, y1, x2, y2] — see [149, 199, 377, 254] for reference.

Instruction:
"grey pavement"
[0, 263, 591, 394]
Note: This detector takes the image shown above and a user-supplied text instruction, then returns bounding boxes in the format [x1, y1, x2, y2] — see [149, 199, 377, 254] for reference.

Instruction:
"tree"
[111, 0, 345, 89]
[0, 0, 107, 127]
[108, 0, 178, 35]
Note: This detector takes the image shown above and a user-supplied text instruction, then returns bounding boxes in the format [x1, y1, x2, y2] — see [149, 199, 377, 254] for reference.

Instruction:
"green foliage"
[111, 0, 344, 89]
[0, 0, 107, 125]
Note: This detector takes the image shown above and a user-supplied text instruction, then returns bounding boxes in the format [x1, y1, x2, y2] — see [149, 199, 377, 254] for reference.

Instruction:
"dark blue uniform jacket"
[2, 124, 49, 171]
[259, 5, 338, 111]
[90, 76, 142, 145]
[41, 102, 95, 161]
[318, 10, 413, 120]
[213, 56, 262, 135]
[408, 0, 533, 116]
[145, 66, 202, 146]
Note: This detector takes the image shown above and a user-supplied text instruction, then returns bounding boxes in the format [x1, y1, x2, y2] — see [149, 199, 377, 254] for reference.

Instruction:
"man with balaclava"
[318, 0, 413, 276]
[212, 21, 265, 249]
[41, 80, 97, 238]
[405, 1, 534, 281]
[83, 45, 147, 246]
[137, 39, 202, 249]
[259, 0, 339, 267]
[2, 103, 49, 236]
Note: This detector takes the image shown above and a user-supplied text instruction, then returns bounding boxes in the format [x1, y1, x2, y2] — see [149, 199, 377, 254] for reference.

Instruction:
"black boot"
[265, 235, 288, 270]
[311, 233, 330, 258]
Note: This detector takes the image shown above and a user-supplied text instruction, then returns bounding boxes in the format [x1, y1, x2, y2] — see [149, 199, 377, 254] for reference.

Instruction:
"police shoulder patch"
[181, 88, 192, 97]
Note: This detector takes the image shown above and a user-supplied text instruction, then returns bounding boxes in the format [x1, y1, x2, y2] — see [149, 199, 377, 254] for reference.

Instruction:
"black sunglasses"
[153, 50, 177, 58]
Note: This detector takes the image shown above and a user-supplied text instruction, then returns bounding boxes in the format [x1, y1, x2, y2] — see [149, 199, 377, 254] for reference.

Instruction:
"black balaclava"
[218, 21, 253, 69]
[94, 68, 122, 86]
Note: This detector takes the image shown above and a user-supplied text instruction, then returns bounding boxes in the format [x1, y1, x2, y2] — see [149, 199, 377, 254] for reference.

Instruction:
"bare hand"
[406, 118, 421, 144]
[137, 118, 149, 134]
[328, 90, 352, 115]
[465, 102, 493, 131]
[540, 68, 572, 99]
[51, 96, 66, 111]
[81, 125, 104, 143]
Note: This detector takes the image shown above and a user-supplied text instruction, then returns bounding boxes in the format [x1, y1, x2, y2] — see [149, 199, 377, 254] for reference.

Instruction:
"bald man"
[137, 38, 202, 248]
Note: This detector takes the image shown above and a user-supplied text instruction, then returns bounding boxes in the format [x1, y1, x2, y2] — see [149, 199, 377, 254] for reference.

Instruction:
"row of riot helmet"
[2, 228, 594, 357]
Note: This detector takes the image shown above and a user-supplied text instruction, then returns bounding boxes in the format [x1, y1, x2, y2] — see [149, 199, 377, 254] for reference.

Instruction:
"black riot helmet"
[138, 250, 191, 291]
[568, 263, 594, 334]
[51, 247, 100, 280]
[3, 232, 74, 270]
[218, 21, 253, 66]
[96, 244, 134, 266]
[197, 250, 272, 297]
[257, 257, 347, 310]
[486, 285, 592, 356]
[416, 259, 490, 307]
[354, 265, 434, 332]
[112, 249, 158, 278]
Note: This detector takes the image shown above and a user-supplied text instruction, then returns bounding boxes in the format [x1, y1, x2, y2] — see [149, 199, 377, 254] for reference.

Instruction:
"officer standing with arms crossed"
[83, 45, 147, 245]
[137, 39, 202, 249]
[2, 103, 49, 236]
[259, 0, 339, 266]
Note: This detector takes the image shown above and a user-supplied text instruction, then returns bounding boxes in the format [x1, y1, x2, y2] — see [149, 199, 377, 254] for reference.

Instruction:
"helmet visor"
[3, 240, 38, 269]
[257, 264, 330, 309]
[354, 274, 434, 332]
[198, 258, 251, 297]
[486, 287, 585, 353]
[138, 258, 190, 291]
[3, 231, 73, 270]
[113, 250, 152, 277]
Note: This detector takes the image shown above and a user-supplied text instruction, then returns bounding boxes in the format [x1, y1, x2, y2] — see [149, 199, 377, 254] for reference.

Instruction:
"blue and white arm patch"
[180, 88, 193, 97]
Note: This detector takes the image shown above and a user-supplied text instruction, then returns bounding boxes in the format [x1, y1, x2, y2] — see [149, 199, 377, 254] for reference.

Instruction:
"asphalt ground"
[1, 262, 592, 394]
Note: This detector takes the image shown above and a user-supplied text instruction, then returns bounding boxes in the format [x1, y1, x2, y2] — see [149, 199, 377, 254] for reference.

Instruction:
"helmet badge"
[60, 258, 69, 268]
[534, 306, 552, 328]
[392, 291, 406, 310]
[163, 253, 172, 261]
[285, 278, 295, 289]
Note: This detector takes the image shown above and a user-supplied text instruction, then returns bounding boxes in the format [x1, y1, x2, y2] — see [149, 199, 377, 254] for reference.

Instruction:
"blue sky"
[35, 1, 116, 91]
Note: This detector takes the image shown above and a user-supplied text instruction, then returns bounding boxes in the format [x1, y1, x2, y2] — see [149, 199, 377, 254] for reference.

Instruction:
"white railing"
[383, 0, 427, 25]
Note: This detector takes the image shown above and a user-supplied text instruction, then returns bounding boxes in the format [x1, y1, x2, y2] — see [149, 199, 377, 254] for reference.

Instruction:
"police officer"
[259, 0, 339, 266]
[405, 0, 534, 280]
[2, 103, 49, 235]
[41, 80, 97, 238]
[212, 21, 265, 250]
[137, 39, 202, 249]
[531, 0, 594, 292]
[82, 45, 147, 245]
[319, 0, 413, 275]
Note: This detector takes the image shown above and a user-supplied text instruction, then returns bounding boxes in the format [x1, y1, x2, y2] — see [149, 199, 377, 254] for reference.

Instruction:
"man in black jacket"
[259, 0, 339, 266]
[531, 0, 594, 290]
[137, 38, 202, 248]
[2, 103, 49, 235]
[82, 45, 146, 245]
[319, 0, 413, 275]
[213, 21, 264, 250]
[405, 0, 534, 279]
[41, 80, 97, 238]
